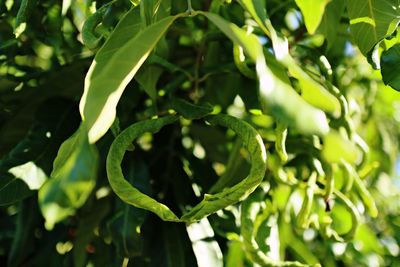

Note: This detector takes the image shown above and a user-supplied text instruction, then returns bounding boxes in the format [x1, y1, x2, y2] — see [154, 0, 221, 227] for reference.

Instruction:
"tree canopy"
[1, 0, 400, 266]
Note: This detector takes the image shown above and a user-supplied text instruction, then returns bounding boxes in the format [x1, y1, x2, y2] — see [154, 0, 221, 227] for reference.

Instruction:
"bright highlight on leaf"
[39, 127, 99, 230]
[295, 0, 331, 34]
[8, 161, 47, 190]
[80, 7, 183, 143]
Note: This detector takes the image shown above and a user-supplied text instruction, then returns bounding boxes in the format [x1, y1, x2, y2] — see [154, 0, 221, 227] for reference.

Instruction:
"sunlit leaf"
[107, 114, 267, 222]
[347, 0, 400, 55]
[38, 127, 99, 230]
[322, 131, 359, 164]
[80, 7, 182, 143]
[201, 11, 330, 136]
[295, 0, 330, 34]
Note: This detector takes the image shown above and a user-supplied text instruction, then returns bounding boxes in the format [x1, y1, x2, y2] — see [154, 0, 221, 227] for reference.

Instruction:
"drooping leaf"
[354, 224, 385, 254]
[295, 0, 331, 34]
[201, 11, 330, 135]
[347, 0, 400, 55]
[8, 197, 42, 267]
[106, 114, 267, 223]
[80, 5, 183, 143]
[240, 187, 312, 266]
[380, 43, 400, 90]
[265, 19, 341, 116]
[237, 1, 341, 116]
[346, 163, 378, 218]
[106, 115, 180, 222]
[38, 127, 99, 230]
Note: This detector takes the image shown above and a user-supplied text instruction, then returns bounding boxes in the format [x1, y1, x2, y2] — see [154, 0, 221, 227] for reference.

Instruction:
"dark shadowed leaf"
[381, 44, 400, 90]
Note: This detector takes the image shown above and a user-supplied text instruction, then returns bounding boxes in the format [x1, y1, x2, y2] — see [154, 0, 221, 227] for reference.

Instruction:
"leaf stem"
[186, 0, 194, 15]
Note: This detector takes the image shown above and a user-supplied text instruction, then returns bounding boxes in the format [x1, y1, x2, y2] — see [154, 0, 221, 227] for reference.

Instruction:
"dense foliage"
[1, 0, 400, 266]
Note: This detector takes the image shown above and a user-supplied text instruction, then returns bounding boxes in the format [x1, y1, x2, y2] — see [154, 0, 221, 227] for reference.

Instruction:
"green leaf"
[107, 155, 150, 258]
[0, 99, 79, 206]
[241, 187, 312, 266]
[350, 165, 378, 218]
[354, 224, 384, 254]
[8, 197, 41, 267]
[237, 0, 270, 37]
[295, 0, 330, 34]
[106, 115, 180, 222]
[347, 0, 400, 55]
[201, 11, 330, 135]
[14, 0, 36, 37]
[226, 241, 246, 267]
[332, 189, 360, 240]
[163, 223, 189, 267]
[265, 20, 341, 116]
[135, 65, 163, 100]
[322, 131, 358, 164]
[237, 2, 341, 115]
[38, 127, 99, 230]
[0, 175, 32, 206]
[140, 0, 171, 25]
[73, 198, 110, 267]
[79, 6, 182, 143]
[169, 98, 213, 120]
[380, 43, 400, 90]
[106, 114, 267, 223]
[318, 0, 345, 50]
[81, 4, 110, 50]
[209, 138, 246, 193]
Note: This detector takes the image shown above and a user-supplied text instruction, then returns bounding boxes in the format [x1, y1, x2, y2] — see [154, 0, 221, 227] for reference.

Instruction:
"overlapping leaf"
[200, 11, 330, 136]
[347, 0, 400, 55]
[38, 127, 99, 230]
[80, 6, 182, 143]
[106, 114, 267, 223]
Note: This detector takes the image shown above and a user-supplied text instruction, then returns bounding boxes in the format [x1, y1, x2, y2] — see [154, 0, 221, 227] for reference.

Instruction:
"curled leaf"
[106, 114, 267, 223]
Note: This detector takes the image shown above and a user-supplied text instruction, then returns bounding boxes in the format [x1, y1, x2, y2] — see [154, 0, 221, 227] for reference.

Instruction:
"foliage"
[1, 0, 400, 266]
